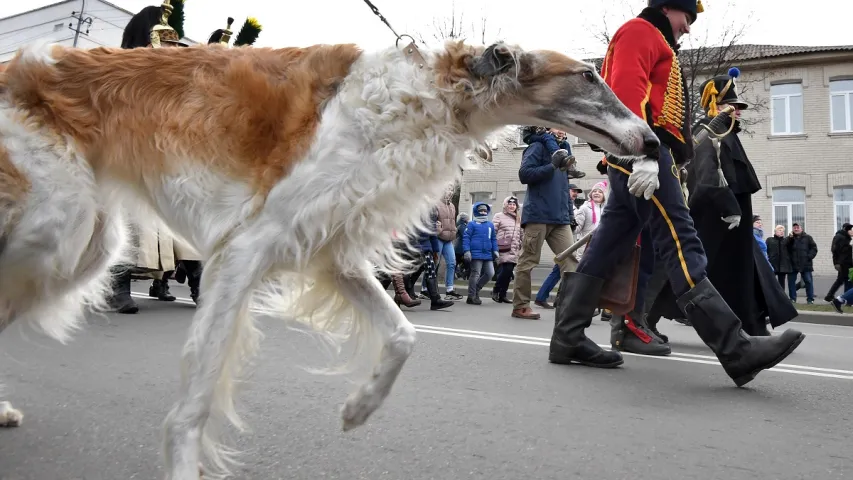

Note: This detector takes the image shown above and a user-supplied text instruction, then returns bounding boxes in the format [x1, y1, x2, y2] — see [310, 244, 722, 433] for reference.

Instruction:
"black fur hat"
[121, 3, 186, 49]
[648, 0, 704, 23]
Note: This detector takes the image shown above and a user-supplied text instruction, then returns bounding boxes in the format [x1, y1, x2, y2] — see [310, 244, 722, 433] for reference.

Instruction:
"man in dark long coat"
[649, 67, 797, 337]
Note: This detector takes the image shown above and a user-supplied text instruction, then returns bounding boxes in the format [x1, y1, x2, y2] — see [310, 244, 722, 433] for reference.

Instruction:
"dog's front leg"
[0, 400, 23, 427]
[334, 268, 417, 430]
[162, 242, 268, 480]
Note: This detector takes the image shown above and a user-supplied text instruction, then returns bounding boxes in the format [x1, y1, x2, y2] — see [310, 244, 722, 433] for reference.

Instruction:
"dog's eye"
[582, 71, 595, 82]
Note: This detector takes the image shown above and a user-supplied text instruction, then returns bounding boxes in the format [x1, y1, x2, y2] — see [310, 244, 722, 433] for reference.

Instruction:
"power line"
[69, 0, 93, 47]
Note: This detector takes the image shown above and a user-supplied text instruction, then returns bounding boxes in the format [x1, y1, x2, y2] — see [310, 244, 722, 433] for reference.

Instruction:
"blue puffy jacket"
[463, 202, 498, 260]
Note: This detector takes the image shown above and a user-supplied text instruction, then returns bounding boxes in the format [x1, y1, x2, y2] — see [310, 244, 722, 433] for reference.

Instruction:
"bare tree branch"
[414, 1, 500, 46]
[414, 1, 503, 212]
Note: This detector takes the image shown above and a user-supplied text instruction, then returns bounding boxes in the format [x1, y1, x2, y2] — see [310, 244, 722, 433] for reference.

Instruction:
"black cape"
[649, 116, 797, 333]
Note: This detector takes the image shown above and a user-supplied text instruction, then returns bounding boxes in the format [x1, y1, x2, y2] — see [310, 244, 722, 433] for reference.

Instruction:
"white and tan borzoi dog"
[0, 39, 658, 478]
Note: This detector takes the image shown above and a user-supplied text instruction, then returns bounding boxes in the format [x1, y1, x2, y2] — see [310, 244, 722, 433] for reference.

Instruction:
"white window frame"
[770, 82, 804, 135]
[772, 187, 807, 233]
[515, 126, 527, 147]
[834, 186, 853, 230]
[470, 191, 493, 206]
[830, 79, 853, 133]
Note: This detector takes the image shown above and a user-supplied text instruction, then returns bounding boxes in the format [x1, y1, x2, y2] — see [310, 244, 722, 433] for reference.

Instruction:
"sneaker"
[831, 298, 844, 314]
[445, 291, 463, 300]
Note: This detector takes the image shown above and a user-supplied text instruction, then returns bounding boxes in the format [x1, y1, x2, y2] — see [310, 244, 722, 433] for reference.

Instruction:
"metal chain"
[360, 0, 426, 68]
[362, 0, 402, 41]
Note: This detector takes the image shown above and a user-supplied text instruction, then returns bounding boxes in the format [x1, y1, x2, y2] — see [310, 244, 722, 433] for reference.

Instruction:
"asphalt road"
[1, 282, 852, 480]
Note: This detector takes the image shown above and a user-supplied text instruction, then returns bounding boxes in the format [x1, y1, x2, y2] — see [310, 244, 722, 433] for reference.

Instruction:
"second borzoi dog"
[0, 39, 658, 478]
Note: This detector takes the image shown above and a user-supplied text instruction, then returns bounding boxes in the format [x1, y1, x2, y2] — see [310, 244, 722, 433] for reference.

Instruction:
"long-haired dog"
[0, 39, 658, 478]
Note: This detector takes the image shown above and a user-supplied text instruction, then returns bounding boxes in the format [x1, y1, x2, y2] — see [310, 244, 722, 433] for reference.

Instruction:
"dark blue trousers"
[577, 147, 707, 299]
[633, 226, 656, 314]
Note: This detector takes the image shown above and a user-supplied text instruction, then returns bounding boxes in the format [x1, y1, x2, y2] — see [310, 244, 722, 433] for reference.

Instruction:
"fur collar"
[637, 7, 679, 51]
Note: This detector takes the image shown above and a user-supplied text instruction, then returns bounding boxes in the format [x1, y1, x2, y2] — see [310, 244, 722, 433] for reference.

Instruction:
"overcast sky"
[3, 0, 851, 59]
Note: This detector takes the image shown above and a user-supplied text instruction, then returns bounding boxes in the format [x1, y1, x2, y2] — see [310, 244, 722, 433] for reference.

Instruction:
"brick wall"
[461, 57, 853, 275]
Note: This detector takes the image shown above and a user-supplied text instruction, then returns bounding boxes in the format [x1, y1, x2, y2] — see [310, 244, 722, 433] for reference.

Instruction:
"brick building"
[459, 44, 853, 275]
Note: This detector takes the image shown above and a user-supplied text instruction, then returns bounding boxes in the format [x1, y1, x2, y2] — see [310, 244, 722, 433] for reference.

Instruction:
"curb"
[788, 310, 853, 328]
[444, 282, 852, 328]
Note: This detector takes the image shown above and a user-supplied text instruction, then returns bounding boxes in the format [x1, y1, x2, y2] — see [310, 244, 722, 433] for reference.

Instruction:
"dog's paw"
[340, 387, 383, 432]
[0, 401, 23, 427]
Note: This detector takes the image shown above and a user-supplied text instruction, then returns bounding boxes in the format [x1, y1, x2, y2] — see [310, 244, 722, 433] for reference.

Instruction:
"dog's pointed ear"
[469, 43, 515, 78]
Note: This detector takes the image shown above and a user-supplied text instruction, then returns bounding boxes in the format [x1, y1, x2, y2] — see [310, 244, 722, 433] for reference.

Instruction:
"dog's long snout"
[642, 133, 660, 159]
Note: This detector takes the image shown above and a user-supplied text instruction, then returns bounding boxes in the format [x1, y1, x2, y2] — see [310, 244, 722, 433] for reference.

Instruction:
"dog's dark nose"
[642, 133, 660, 159]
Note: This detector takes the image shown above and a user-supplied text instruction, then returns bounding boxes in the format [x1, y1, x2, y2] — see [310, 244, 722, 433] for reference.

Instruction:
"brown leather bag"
[598, 242, 641, 316]
[555, 231, 641, 316]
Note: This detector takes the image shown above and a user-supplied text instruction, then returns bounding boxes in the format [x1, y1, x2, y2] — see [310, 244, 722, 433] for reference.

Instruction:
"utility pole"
[69, 0, 93, 47]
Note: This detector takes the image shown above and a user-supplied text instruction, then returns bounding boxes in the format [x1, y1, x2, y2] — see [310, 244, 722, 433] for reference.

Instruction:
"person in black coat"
[825, 223, 853, 301]
[785, 223, 818, 303]
[649, 67, 797, 337]
[766, 224, 794, 288]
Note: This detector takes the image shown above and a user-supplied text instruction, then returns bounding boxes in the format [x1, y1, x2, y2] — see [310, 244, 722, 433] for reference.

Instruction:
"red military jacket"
[599, 11, 694, 165]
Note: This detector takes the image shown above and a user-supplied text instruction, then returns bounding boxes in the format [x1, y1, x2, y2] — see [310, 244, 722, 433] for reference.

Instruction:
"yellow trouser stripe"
[650, 195, 695, 288]
[607, 161, 696, 289]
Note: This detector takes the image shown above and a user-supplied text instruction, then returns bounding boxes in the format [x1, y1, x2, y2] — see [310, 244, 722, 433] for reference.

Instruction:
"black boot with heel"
[426, 275, 453, 311]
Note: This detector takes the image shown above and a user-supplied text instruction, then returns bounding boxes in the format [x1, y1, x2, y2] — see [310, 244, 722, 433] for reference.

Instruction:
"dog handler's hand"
[627, 158, 660, 200]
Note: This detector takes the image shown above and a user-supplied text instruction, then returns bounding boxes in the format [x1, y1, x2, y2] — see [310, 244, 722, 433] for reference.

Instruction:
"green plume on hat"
[166, 0, 185, 39]
[233, 17, 262, 47]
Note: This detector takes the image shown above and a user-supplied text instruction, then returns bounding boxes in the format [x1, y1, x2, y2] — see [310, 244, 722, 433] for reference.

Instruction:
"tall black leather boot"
[426, 275, 453, 311]
[610, 311, 671, 356]
[182, 260, 203, 305]
[549, 272, 624, 368]
[677, 278, 806, 387]
[107, 265, 138, 314]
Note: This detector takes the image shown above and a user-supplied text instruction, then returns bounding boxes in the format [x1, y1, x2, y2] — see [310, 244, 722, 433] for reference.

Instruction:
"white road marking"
[130, 292, 853, 381]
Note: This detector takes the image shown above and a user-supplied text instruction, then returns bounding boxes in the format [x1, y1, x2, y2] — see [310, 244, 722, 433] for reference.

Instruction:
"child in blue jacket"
[463, 202, 499, 305]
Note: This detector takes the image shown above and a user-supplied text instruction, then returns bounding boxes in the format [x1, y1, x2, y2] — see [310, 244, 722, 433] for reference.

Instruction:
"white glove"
[721, 215, 741, 230]
[627, 159, 660, 200]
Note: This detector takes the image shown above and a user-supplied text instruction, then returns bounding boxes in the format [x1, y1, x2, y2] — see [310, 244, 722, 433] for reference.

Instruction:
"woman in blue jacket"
[463, 202, 499, 305]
